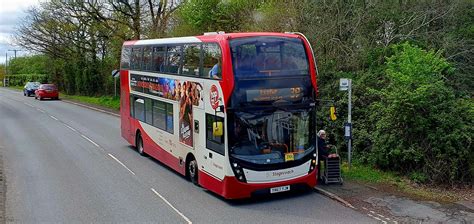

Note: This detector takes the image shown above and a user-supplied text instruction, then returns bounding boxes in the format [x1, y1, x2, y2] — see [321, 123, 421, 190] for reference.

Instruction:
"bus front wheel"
[187, 157, 198, 185]
[136, 132, 146, 156]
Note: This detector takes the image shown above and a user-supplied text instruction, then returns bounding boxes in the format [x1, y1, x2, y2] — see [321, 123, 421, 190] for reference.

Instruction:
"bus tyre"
[136, 133, 146, 156]
[188, 158, 198, 185]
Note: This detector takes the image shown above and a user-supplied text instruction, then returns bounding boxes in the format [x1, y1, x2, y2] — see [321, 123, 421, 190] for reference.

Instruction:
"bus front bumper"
[199, 169, 317, 199]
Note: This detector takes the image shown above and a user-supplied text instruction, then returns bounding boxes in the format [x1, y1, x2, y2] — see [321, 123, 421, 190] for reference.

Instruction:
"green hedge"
[6, 74, 48, 86]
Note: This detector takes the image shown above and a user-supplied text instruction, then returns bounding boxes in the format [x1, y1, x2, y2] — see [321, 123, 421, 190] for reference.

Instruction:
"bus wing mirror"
[213, 121, 223, 137]
[215, 105, 224, 113]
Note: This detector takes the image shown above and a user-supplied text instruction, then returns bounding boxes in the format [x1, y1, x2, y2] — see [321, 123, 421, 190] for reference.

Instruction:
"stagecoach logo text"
[267, 170, 294, 178]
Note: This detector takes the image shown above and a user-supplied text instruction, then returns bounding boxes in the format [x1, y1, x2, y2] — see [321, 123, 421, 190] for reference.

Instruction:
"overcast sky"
[0, 0, 41, 63]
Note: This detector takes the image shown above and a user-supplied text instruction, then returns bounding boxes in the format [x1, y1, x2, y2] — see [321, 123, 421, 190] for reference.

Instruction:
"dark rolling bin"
[322, 154, 343, 185]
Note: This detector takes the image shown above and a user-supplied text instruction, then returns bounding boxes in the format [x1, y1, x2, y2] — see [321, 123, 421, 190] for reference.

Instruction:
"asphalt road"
[0, 87, 376, 223]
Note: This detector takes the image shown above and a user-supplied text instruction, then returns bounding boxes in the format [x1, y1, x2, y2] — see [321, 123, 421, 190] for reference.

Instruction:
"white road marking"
[367, 214, 387, 224]
[108, 153, 136, 175]
[50, 115, 58, 121]
[64, 124, 77, 132]
[36, 108, 45, 113]
[23, 102, 34, 107]
[81, 134, 100, 148]
[151, 188, 192, 224]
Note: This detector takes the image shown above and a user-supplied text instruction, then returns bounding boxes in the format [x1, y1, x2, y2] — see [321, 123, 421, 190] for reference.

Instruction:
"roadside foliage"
[10, 0, 473, 185]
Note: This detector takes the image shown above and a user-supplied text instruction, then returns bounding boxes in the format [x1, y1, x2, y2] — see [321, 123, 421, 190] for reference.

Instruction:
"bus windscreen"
[230, 36, 309, 79]
[229, 107, 315, 166]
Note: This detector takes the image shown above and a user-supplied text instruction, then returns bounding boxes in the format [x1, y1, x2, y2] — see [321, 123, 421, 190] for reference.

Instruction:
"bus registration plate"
[270, 185, 290, 194]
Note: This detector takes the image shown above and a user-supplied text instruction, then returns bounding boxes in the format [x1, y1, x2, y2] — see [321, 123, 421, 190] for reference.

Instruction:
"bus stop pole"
[348, 79, 352, 170]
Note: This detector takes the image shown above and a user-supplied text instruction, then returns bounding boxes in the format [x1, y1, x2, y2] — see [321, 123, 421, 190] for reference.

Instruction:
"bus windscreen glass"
[230, 36, 309, 78]
[229, 107, 315, 165]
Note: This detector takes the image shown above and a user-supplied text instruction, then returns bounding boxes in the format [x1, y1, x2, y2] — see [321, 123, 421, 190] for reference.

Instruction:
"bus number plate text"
[270, 185, 290, 194]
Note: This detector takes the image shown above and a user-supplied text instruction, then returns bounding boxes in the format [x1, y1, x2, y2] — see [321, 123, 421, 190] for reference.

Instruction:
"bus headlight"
[309, 159, 316, 172]
[230, 160, 247, 183]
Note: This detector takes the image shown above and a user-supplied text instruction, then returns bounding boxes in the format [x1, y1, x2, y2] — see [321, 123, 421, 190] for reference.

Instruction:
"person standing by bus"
[317, 130, 329, 180]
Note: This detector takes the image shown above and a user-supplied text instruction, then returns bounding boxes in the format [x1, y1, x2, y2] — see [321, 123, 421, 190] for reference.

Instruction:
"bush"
[367, 43, 472, 185]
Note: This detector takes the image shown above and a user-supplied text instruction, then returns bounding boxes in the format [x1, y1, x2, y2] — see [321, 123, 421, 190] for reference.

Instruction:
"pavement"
[316, 180, 474, 224]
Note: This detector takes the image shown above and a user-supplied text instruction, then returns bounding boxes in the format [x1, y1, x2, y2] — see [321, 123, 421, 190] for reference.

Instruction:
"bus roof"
[123, 32, 303, 46]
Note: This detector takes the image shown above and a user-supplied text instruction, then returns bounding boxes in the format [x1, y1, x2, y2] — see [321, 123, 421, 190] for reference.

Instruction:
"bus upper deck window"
[153, 46, 166, 72]
[182, 44, 201, 77]
[120, 47, 131, 69]
[203, 43, 222, 79]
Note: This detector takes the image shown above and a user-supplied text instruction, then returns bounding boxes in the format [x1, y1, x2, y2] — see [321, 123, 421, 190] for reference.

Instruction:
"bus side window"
[133, 97, 145, 122]
[202, 43, 222, 79]
[120, 46, 131, 69]
[152, 99, 174, 134]
[152, 46, 166, 72]
[142, 47, 152, 71]
[130, 95, 134, 117]
[145, 98, 153, 125]
[182, 44, 201, 76]
[164, 45, 182, 75]
[206, 114, 225, 155]
[131, 47, 142, 70]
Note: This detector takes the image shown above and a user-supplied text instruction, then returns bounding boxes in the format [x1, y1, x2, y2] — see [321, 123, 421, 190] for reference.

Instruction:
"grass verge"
[8, 86, 23, 91]
[61, 94, 120, 111]
[341, 161, 466, 203]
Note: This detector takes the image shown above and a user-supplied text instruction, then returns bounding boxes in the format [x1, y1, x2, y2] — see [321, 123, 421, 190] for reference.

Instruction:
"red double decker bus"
[120, 32, 319, 199]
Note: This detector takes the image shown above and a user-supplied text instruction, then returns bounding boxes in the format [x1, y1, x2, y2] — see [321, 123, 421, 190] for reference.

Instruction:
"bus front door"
[202, 113, 226, 181]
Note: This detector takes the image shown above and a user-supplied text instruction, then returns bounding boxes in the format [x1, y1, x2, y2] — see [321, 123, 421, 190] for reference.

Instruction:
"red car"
[35, 84, 59, 100]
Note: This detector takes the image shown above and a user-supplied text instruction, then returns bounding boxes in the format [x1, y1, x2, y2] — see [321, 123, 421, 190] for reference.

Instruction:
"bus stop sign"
[339, 78, 349, 91]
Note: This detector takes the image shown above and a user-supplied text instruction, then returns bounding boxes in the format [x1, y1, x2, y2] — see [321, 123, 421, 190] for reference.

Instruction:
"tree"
[172, 0, 261, 36]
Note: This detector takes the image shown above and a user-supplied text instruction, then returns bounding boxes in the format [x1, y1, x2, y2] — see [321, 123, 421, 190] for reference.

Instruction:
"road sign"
[344, 123, 352, 140]
[339, 78, 349, 91]
[112, 70, 120, 78]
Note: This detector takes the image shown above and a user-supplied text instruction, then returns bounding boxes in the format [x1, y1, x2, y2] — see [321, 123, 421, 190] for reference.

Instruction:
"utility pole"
[8, 49, 22, 59]
[5, 49, 21, 87]
[4, 52, 7, 87]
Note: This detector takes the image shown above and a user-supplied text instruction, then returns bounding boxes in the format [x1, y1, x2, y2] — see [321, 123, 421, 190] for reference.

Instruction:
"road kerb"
[314, 186, 355, 209]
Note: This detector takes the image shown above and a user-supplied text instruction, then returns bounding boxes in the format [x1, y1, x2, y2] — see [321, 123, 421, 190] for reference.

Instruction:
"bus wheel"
[188, 157, 198, 185]
[136, 133, 146, 156]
